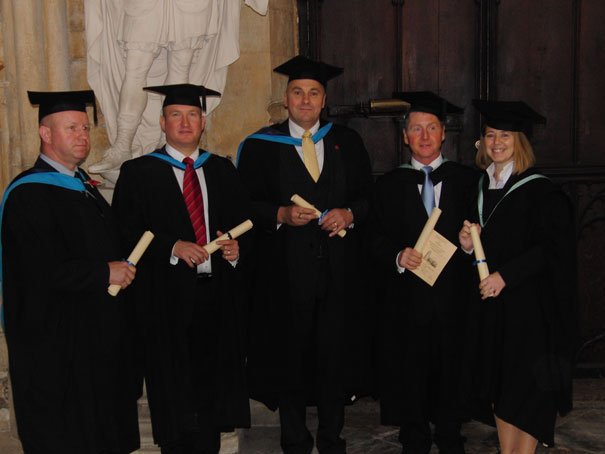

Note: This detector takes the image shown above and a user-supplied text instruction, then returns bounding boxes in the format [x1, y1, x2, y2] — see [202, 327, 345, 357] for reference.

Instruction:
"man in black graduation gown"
[371, 92, 478, 454]
[237, 55, 373, 454]
[112, 84, 250, 454]
[0, 90, 139, 453]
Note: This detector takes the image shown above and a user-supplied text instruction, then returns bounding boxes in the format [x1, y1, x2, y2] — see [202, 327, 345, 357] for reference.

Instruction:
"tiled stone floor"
[239, 378, 605, 454]
[1, 378, 604, 453]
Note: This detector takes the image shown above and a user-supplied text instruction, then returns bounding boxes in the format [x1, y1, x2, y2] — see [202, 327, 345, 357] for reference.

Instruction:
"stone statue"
[85, 0, 268, 175]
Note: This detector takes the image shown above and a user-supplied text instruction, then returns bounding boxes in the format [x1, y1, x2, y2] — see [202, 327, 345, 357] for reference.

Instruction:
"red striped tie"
[182, 157, 207, 245]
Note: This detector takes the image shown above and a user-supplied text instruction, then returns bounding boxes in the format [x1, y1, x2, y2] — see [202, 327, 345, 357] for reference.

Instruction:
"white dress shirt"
[486, 161, 514, 189]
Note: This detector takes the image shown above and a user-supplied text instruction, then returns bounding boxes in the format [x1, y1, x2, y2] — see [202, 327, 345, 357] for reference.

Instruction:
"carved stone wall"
[0, 0, 298, 184]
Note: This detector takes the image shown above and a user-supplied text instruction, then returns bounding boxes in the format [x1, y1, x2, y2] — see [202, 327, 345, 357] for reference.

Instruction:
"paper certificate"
[410, 208, 457, 287]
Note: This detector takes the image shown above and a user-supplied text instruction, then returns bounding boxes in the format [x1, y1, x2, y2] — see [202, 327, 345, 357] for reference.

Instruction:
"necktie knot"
[183, 157, 194, 167]
[302, 130, 312, 140]
[422, 165, 433, 175]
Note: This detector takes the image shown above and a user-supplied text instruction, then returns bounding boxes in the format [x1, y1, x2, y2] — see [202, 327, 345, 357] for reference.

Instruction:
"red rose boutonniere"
[334, 144, 340, 152]
[85, 178, 101, 187]
[75, 171, 102, 188]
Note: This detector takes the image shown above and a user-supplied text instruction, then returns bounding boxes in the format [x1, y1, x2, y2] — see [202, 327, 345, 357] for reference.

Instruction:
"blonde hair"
[475, 130, 536, 174]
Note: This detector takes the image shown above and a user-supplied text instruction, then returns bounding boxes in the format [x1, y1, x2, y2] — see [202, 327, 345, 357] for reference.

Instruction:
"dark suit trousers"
[398, 420, 465, 454]
[160, 277, 221, 454]
[398, 318, 465, 454]
[279, 257, 346, 454]
[279, 388, 345, 454]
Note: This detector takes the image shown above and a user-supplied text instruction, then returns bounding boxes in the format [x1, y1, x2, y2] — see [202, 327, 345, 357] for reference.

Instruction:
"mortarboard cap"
[273, 55, 343, 87]
[28, 90, 97, 124]
[392, 91, 463, 121]
[473, 100, 546, 137]
[143, 83, 221, 112]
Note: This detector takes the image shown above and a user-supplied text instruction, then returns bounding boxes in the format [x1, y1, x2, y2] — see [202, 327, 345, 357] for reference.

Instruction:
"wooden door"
[298, 0, 605, 368]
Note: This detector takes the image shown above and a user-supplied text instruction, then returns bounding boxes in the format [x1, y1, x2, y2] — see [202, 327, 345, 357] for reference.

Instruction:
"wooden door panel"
[319, 0, 398, 173]
[320, 0, 396, 104]
[496, 0, 575, 165]
[402, 0, 440, 90]
[577, 0, 605, 165]
[347, 117, 401, 175]
[303, 0, 604, 170]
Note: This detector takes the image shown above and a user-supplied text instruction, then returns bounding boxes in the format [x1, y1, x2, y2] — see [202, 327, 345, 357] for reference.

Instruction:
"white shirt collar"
[486, 161, 514, 189]
[165, 144, 199, 162]
[40, 153, 76, 177]
[288, 119, 320, 139]
[411, 154, 443, 171]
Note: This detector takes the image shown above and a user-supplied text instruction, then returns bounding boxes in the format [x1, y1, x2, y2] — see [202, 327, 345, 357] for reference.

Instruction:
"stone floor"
[240, 378, 605, 454]
[1, 379, 604, 453]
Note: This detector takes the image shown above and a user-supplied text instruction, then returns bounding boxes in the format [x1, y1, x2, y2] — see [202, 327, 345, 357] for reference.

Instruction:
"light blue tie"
[421, 165, 435, 215]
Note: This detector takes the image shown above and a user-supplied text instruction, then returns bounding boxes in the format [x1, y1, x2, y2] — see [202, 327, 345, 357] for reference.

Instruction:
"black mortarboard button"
[392, 91, 463, 121]
[28, 90, 97, 124]
[273, 55, 343, 87]
[473, 100, 546, 137]
[144, 83, 221, 112]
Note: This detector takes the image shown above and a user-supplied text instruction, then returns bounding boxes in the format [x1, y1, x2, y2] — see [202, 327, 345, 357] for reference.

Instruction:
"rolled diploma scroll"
[290, 194, 346, 238]
[470, 225, 490, 280]
[203, 219, 254, 254]
[413, 207, 442, 252]
[108, 231, 155, 296]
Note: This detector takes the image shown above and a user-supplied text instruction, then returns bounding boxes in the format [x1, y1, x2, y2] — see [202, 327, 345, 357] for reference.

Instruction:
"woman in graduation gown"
[459, 100, 576, 453]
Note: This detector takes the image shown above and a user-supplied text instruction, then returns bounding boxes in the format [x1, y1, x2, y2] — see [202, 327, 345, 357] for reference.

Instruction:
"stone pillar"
[0, 0, 76, 187]
[269, 0, 299, 119]
[1, 0, 39, 184]
[205, 0, 298, 161]
[43, 0, 71, 90]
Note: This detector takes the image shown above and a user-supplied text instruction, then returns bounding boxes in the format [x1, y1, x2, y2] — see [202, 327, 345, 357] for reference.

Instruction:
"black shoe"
[282, 433, 314, 454]
[400, 442, 432, 454]
[317, 436, 346, 454]
[399, 422, 432, 454]
[434, 435, 466, 454]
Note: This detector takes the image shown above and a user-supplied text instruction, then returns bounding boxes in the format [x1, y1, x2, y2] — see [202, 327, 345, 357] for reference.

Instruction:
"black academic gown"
[463, 168, 576, 446]
[1, 158, 139, 454]
[111, 149, 250, 446]
[371, 160, 479, 427]
[237, 120, 373, 410]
